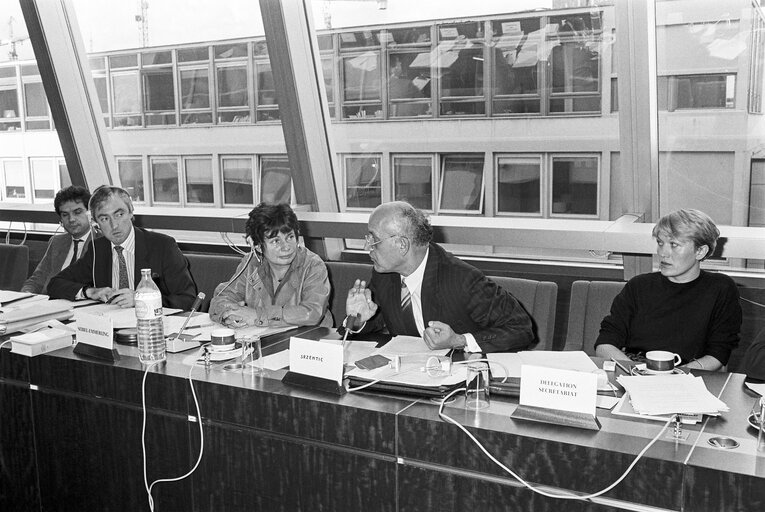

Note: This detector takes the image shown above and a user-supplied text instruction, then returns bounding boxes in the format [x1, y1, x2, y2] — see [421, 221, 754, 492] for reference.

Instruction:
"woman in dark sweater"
[595, 209, 742, 371]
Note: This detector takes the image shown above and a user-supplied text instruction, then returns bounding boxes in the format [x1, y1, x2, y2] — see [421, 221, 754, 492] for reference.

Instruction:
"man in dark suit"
[345, 201, 534, 353]
[47, 185, 197, 310]
[22, 186, 93, 294]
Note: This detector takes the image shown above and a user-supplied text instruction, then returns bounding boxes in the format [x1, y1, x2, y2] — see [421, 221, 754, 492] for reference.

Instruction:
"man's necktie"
[67, 239, 82, 268]
[400, 278, 418, 335]
[114, 246, 130, 289]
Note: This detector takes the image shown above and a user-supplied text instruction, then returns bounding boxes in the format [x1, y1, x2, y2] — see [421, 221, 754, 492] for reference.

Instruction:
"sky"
[1, 0, 553, 56]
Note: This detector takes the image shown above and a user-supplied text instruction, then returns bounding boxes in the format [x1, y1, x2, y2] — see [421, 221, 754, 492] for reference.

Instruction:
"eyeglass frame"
[364, 233, 405, 250]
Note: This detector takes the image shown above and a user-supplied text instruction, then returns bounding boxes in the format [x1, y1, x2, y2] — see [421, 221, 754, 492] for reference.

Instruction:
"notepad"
[616, 374, 728, 416]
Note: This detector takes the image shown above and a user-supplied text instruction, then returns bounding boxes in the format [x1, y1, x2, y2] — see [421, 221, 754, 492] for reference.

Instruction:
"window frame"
[437, 153, 486, 215]
[392, 153, 436, 212]
[220, 154, 256, 207]
[494, 154, 544, 217]
[342, 153, 383, 210]
[548, 153, 600, 219]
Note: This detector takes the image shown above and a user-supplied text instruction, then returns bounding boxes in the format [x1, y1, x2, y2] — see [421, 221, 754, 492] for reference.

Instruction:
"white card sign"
[75, 312, 114, 349]
[289, 337, 344, 385]
[519, 364, 597, 415]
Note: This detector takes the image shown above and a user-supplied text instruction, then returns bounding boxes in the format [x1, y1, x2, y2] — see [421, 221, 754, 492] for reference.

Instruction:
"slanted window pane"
[3, 160, 25, 198]
[551, 156, 597, 215]
[394, 156, 432, 210]
[152, 159, 179, 203]
[118, 159, 144, 202]
[440, 155, 484, 212]
[497, 157, 540, 214]
[346, 156, 381, 209]
[261, 156, 291, 204]
[93, 76, 109, 114]
[31, 159, 55, 200]
[185, 158, 213, 204]
[222, 158, 253, 205]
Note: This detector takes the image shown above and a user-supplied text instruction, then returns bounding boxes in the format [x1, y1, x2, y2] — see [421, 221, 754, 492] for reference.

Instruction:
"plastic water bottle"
[135, 268, 166, 364]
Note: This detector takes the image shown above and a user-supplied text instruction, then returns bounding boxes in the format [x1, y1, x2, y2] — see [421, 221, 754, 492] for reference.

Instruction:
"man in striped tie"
[345, 201, 534, 353]
[48, 186, 197, 310]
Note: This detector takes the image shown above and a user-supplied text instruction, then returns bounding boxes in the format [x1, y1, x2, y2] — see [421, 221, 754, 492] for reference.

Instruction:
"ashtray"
[748, 412, 763, 430]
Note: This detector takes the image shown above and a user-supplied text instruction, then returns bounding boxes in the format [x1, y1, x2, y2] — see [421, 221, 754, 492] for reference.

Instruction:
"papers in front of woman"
[617, 374, 728, 416]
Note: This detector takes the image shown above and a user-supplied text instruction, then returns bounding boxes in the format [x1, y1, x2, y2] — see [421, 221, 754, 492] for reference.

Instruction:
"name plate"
[519, 365, 597, 416]
[76, 312, 114, 349]
[289, 337, 344, 385]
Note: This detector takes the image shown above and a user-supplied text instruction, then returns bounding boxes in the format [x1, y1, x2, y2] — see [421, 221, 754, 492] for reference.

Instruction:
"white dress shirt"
[110, 225, 136, 290]
[60, 232, 91, 271]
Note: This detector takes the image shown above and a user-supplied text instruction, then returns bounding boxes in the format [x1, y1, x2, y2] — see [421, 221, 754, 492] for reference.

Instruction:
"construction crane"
[135, 0, 149, 47]
[1, 16, 29, 61]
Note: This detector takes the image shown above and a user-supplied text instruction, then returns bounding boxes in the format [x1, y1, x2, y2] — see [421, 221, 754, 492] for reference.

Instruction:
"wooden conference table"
[1, 326, 764, 512]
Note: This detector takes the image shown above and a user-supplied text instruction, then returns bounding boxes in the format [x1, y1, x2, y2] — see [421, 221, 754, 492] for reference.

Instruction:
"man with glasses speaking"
[345, 201, 534, 353]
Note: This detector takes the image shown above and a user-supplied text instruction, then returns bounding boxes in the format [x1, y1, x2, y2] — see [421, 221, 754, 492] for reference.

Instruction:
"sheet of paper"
[597, 395, 620, 410]
[345, 352, 467, 388]
[375, 335, 449, 357]
[617, 374, 728, 416]
[342, 340, 377, 367]
[487, 351, 598, 379]
[184, 322, 295, 341]
[163, 313, 213, 334]
[73, 304, 182, 329]
[260, 349, 290, 371]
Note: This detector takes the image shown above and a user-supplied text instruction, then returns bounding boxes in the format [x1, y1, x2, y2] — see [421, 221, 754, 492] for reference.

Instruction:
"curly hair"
[54, 186, 91, 216]
[245, 202, 300, 247]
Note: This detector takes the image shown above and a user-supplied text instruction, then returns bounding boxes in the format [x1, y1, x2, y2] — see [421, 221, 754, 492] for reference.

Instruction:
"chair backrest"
[490, 276, 558, 351]
[564, 280, 626, 355]
[185, 253, 243, 312]
[0, 244, 30, 291]
[325, 261, 373, 327]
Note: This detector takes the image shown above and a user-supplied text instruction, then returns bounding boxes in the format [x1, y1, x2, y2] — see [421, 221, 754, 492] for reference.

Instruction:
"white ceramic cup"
[645, 350, 682, 373]
[210, 328, 236, 347]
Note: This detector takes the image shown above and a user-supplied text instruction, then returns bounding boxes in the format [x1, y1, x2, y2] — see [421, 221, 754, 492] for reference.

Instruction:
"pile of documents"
[617, 374, 729, 416]
[0, 299, 74, 335]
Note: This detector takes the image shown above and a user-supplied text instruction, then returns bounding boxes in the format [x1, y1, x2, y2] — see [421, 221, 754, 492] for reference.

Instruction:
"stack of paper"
[11, 327, 74, 357]
[617, 374, 728, 416]
[0, 291, 49, 311]
[0, 300, 74, 334]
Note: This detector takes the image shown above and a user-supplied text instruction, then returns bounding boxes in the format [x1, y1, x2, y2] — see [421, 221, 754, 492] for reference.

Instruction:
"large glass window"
[216, 64, 250, 123]
[394, 155, 433, 210]
[22, 65, 51, 130]
[222, 156, 254, 206]
[345, 155, 381, 209]
[142, 66, 176, 126]
[184, 157, 214, 204]
[151, 157, 180, 203]
[551, 155, 598, 216]
[0, 66, 21, 131]
[179, 67, 212, 124]
[2, 160, 26, 200]
[388, 52, 431, 117]
[439, 154, 484, 212]
[496, 156, 541, 215]
[260, 156, 291, 204]
[58, 160, 70, 189]
[658, 74, 735, 111]
[111, 71, 141, 127]
[491, 18, 541, 115]
[30, 158, 56, 201]
[118, 159, 145, 202]
[547, 13, 602, 114]
[437, 22, 485, 116]
[255, 61, 279, 121]
[341, 52, 382, 119]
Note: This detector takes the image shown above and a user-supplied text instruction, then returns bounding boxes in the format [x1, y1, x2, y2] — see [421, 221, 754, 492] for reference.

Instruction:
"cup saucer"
[209, 342, 237, 352]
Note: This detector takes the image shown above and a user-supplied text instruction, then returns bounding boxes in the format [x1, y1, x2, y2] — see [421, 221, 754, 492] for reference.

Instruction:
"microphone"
[169, 292, 205, 342]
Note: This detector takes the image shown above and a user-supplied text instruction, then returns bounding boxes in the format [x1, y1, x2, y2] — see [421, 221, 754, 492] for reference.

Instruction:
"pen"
[611, 357, 631, 375]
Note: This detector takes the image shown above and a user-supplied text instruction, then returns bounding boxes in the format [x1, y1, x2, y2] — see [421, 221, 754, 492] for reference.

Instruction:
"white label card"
[519, 364, 597, 415]
[76, 312, 114, 349]
[289, 337, 344, 385]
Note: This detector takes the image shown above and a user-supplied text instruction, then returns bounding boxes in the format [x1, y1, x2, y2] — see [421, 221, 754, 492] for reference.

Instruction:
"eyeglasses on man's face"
[364, 233, 403, 250]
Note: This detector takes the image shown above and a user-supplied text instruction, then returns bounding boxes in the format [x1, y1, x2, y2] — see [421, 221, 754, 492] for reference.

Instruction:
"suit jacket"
[364, 243, 534, 353]
[22, 232, 92, 295]
[47, 227, 197, 310]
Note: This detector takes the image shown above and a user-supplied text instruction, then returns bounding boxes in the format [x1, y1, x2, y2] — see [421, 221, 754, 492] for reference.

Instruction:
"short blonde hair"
[652, 209, 719, 260]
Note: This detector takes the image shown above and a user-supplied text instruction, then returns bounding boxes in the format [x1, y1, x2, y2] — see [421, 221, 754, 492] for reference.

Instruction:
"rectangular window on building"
[439, 154, 484, 213]
[184, 157, 214, 204]
[216, 65, 250, 123]
[388, 52, 431, 117]
[438, 21, 486, 116]
[551, 155, 598, 216]
[255, 61, 279, 122]
[491, 17, 542, 115]
[496, 156, 541, 215]
[0, 66, 20, 131]
[3, 160, 26, 199]
[23, 81, 51, 130]
[394, 155, 433, 210]
[222, 156, 254, 206]
[151, 157, 180, 203]
[142, 67, 176, 126]
[112, 71, 142, 127]
[118, 159, 145, 202]
[341, 53, 382, 119]
[659, 74, 736, 111]
[31, 159, 56, 201]
[345, 155, 381, 209]
[92, 74, 110, 127]
[58, 160, 70, 189]
[179, 67, 212, 124]
[260, 156, 292, 204]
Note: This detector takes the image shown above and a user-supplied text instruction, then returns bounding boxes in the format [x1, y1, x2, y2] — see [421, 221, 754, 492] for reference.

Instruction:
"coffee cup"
[645, 350, 681, 373]
[210, 328, 236, 348]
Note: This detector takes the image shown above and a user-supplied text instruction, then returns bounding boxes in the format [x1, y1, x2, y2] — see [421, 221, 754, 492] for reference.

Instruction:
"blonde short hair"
[652, 209, 719, 260]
